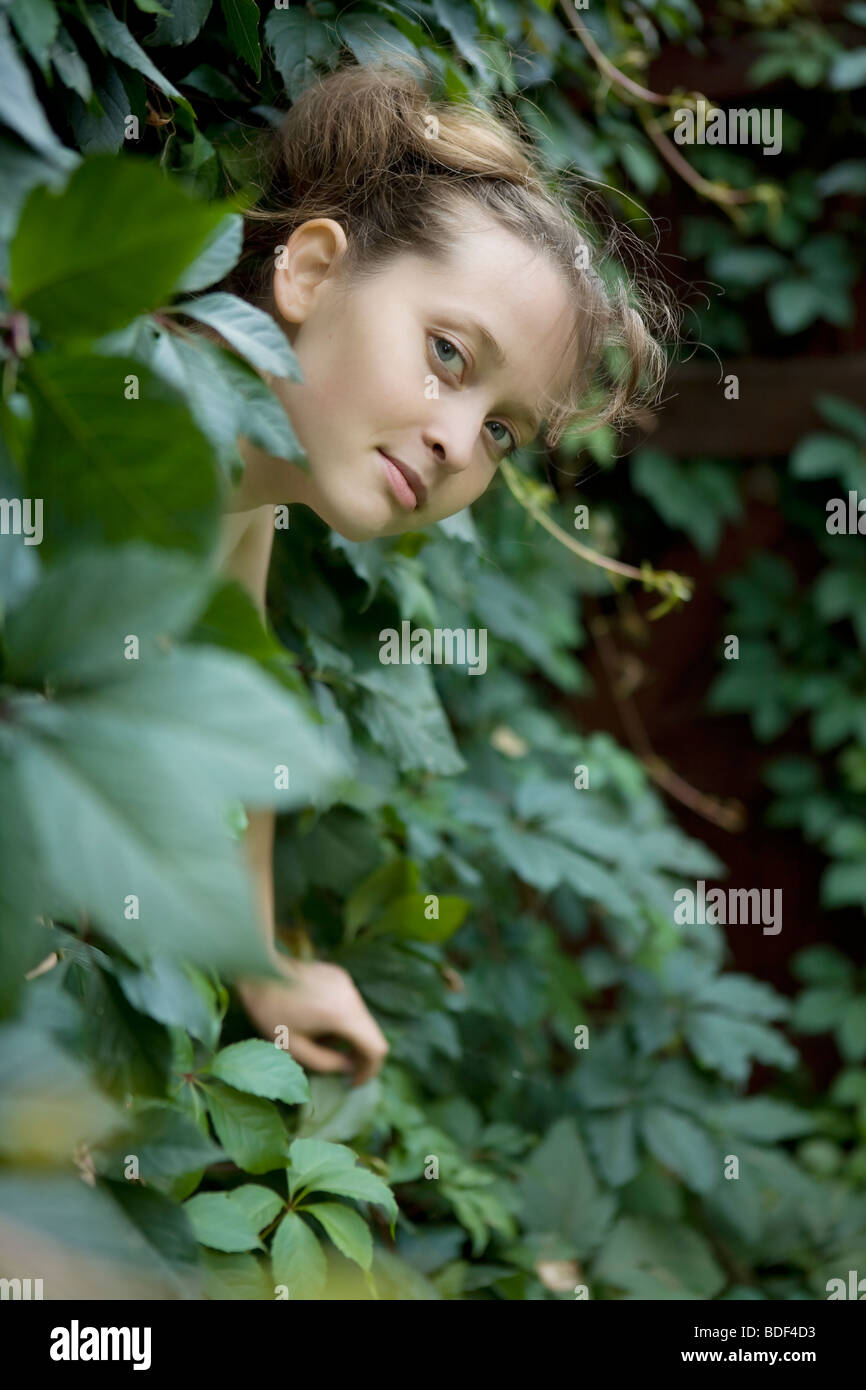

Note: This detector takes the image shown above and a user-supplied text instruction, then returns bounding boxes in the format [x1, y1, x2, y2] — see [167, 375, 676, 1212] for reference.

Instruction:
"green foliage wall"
[1, 0, 865, 1300]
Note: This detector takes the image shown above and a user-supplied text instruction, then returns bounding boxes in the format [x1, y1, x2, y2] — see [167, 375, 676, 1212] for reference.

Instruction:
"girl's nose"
[422, 416, 476, 473]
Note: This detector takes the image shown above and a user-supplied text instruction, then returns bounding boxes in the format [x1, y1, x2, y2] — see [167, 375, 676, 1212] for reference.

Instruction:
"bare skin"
[220, 503, 389, 1085]
[218, 213, 576, 1083]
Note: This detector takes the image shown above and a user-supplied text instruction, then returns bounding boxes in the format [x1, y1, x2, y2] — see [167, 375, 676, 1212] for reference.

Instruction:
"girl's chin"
[315, 485, 408, 542]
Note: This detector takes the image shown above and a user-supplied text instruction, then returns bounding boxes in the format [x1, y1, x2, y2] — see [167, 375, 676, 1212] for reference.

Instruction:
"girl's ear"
[273, 218, 349, 323]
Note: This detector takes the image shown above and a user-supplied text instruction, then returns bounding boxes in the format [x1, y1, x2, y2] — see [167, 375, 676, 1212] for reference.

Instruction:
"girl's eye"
[486, 420, 517, 455]
[431, 335, 465, 375]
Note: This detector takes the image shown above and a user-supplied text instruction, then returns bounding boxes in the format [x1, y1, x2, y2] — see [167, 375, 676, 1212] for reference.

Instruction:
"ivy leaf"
[10, 157, 224, 338]
[430, 0, 489, 76]
[220, 0, 261, 79]
[149, 0, 214, 47]
[21, 354, 221, 560]
[83, 6, 193, 114]
[338, 13, 417, 69]
[0, 14, 77, 167]
[684, 1011, 798, 1083]
[265, 9, 339, 100]
[829, 47, 866, 89]
[288, 1138, 398, 1221]
[49, 28, 92, 103]
[516, 1117, 616, 1257]
[95, 1103, 224, 1181]
[184, 1191, 263, 1251]
[640, 1105, 719, 1194]
[204, 1081, 289, 1174]
[302, 1201, 373, 1271]
[355, 660, 465, 776]
[201, 1249, 272, 1300]
[271, 1211, 327, 1299]
[0, 1022, 122, 1163]
[113, 955, 223, 1048]
[174, 292, 301, 379]
[226, 1184, 284, 1233]
[593, 1215, 725, 1300]
[174, 213, 243, 293]
[8, 0, 59, 74]
[838, 998, 866, 1061]
[207, 1039, 310, 1105]
[4, 543, 211, 687]
[708, 1098, 814, 1142]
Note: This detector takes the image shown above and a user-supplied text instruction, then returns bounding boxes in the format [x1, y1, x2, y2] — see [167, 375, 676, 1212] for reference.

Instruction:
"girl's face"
[244, 215, 577, 540]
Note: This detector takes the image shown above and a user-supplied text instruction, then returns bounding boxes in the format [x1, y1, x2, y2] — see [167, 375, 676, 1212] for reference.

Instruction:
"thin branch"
[590, 613, 746, 832]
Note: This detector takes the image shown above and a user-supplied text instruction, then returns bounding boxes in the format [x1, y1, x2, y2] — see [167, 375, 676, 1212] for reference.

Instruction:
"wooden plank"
[626, 354, 866, 457]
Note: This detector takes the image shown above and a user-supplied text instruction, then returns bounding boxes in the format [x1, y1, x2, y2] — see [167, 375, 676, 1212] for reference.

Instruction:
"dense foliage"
[1, 0, 865, 1299]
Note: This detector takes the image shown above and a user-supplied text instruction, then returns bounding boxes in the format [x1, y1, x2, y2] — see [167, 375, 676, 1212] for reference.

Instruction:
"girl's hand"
[237, 957, 389, 1086]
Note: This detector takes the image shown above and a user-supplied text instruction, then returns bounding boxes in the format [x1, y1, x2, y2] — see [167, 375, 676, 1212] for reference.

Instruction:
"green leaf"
[184, 1191, 263, 1251]
[355, 660, 465, 776]
[0, 14, 77, 166]
[516, 1117, 616, 1257]
[226, 1184, 284, 1232]
[97, 1104, 223, 1181]
[9, 0, 59, 73]
[767, 278, 824, 334]
[83, 6, 193, 114]
[593, 1215, 725, 1300]
[10, 157, 225, 338]
[49, 28, 92, 102]
[792, 945, 854, 988]
[201, 1249, 272, 1299]
[113, 956, 222, 1047]
[0, 1022, 122, 1163]
[21, 354, 221, 560]
[0, 1172, 198, 1298]
[4, 543, 211, 687]
[1, 647, 342, 974]
[684, 1011, 798, 1082]
[430, 0, 489, 75]
[271, 1211, 327, 1299]
[302, 1201, 373, 1271]
[220, 0, 261, 78]
[150, 0, 214, 46]
[337, 13, 417, 69]
[204, 1081, 289, 1174]
[265, 9, 339, 101]
[288, 1138, 397, 1221]
[838, 998, 866, 1061]
[174, 292, 301, 379]
[207, 1039, 310, 1105]
[370, 892, 470, 944]
[296, 1076, 382, 1142]
[829, 47, 866, 89]
[174, 214, 243, 293]
[816, 393, 866, 444]
[640, 1105, 718, 1194]
[344, 857, 420, 935]
[709, 1098, 814, 1142]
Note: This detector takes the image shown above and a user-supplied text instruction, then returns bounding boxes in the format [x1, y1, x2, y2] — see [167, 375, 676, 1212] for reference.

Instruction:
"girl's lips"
[378, 450, 427, 510]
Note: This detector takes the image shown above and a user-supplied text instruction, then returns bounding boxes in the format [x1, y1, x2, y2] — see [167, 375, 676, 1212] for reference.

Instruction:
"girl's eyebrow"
[435, 311, 542, 435]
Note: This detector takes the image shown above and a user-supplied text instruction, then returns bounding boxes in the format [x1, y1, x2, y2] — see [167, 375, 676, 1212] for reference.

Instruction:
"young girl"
[216, 62, 668, 1086]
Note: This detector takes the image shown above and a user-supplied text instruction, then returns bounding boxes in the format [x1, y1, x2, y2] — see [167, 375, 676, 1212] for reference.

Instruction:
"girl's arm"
[219, 500, 389, 1083]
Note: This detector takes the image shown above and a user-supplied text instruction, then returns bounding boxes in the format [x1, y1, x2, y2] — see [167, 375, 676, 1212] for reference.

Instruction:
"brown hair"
[230, 61, 675, 447]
